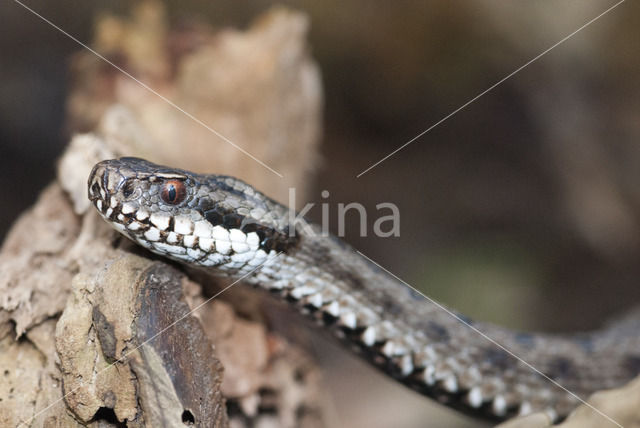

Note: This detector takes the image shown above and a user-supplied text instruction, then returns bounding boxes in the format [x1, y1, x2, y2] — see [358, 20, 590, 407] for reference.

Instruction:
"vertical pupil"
[168, 185, 176, 201]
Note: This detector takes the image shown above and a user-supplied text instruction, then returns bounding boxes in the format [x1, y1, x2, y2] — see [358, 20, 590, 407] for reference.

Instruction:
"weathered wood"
[1, 4, 326, 427]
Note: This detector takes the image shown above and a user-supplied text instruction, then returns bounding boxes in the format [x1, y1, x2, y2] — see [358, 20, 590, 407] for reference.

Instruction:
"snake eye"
[161, 180, 186, 205]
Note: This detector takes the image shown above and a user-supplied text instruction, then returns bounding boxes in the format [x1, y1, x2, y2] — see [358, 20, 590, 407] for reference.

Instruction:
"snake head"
[87, 156, 207, 258]
[87, 157, 293, 270]
[88, 157, 193, 222]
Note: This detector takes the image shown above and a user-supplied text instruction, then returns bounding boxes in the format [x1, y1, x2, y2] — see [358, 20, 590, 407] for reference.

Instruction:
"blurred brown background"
[1, 1, 639, 426]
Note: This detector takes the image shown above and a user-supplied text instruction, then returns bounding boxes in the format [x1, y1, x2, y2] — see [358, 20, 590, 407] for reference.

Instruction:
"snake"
[87, 157, 640, 423]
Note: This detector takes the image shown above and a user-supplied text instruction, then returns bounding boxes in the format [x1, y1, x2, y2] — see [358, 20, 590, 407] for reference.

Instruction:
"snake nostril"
[90, 181, 101, 197]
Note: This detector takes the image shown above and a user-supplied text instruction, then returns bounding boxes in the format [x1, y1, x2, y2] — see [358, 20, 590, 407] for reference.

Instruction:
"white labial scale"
[136, 209, 150, 221]
[96, 200, 103, 211]
[246, 232, 260, 250]
[112, 223, 126, 233]
[232, 241, 250, 253]
[144, 227, 161, 242]
[117, 214, 125, 222]
[215, 240, 232, 255]
[183, 235, 197, 248]
[121, 202, 135, 214]
[153, 242, 187, 255]
[166, 232, 179, 244]
[106, 208, 113, 217]
[150, 213, 171, 231]
[110, 197, 118, 208]
[229, 229, 250, 253]
[229, 228, 246, 243]
[198, 237, 214, 252]
[174, 216, 194, 235]
[211, 225, 230, 242]
[193, 220, 213, 238]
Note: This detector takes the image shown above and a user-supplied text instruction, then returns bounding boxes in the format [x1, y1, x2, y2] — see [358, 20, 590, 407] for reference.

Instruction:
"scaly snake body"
[88, 157, 640, 422]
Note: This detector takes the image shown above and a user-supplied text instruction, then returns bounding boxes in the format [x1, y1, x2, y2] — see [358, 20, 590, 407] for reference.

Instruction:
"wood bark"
[1, 4, 325, 427]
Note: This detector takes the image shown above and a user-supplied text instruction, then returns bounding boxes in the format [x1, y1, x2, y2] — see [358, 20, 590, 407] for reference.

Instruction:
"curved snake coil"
[88, 157, 640, 422]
